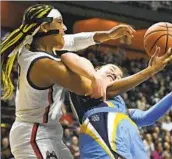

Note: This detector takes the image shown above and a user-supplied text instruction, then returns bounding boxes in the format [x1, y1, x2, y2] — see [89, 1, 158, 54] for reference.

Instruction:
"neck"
[32, 38, 54, 55]
[37, 45, 54, 55]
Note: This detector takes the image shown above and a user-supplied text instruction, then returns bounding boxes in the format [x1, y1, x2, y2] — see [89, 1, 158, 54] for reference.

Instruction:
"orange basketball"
[144, 22, 172, 57]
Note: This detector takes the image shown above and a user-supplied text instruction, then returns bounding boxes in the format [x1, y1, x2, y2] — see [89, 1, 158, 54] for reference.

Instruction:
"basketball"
[144, 22, 172, 57]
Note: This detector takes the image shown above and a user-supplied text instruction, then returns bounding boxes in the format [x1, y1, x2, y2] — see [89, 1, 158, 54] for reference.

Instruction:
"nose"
[63, 24, 67, 31]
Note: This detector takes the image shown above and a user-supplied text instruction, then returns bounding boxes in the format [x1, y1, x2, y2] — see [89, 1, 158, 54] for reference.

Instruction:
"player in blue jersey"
[63, 48, 172, 159]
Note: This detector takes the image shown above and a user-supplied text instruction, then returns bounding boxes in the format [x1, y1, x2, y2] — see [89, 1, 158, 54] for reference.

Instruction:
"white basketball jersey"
[15, 48, 65, 125]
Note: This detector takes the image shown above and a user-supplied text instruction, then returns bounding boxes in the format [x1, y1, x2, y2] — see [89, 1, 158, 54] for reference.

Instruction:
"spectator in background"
[152, 132, 159, 144]
[162, 149, 171, 159]
[153, 126, 161, 138]
[63, 128, 73, 147]
[136, 93, 147, 110]
[70, 136, 80, 159]
[73, 127, 80, 138]
[143, 133, 155, 157]
[1, 137, 13, 159]
[151, 142, 163, 159]
[87, 51, 99, 66]
[161, 115, 172, 131]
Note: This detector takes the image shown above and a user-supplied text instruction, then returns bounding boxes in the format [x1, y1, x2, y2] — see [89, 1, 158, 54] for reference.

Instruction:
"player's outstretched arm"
[107, 47, 172, 98]
[62, 24, 135, 52]
[128, 92, 172, 127]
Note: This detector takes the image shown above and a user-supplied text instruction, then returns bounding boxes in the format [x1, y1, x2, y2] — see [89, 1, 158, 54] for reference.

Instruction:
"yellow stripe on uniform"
[111, 113, 137, 152]
[104, 101, 115, 108]
[80, 120, 115, 159]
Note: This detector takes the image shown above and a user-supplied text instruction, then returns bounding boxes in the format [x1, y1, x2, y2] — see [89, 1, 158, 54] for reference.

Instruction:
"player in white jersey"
[1, 4, 135, 159]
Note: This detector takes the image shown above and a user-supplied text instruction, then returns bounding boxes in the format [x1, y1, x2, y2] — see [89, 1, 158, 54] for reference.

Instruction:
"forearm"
[61, 53, 96, 81]
[107, 66, 155, 98]
[62, 24, 135, 52]
[129, 92, 172, 127]
[62, 31, 112, 52]
[93, 31, 111, 43]
[62, 33, 97, 52]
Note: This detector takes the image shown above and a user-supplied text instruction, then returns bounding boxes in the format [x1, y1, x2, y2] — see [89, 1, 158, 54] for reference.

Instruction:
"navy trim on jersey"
[27, 56, 55, 90]
[31, 49, 70, 57]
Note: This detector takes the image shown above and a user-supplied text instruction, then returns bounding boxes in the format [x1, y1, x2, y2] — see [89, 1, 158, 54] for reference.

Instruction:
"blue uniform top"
[69, 91, 172, 127]
[69, 92, 128, 124]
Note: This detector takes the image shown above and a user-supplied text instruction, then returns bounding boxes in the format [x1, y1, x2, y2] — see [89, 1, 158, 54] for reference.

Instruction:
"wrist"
[146, 66, 158, 76]
[107, 31, 113, 40]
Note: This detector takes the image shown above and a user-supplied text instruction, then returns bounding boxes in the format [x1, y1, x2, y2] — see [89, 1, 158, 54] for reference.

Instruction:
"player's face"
[97, 64, 123, 82]
[52, 18, 67, 48]
[43, 18, 67, 50]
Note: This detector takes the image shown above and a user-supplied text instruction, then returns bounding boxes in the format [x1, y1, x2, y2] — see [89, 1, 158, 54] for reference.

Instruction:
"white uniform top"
[15, 33, 96, 125]
[16, 48, 65, 125]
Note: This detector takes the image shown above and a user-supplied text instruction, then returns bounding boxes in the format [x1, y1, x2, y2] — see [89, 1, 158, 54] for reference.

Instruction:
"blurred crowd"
[121, 1, 172, 12]
[1, 45, 172, 159]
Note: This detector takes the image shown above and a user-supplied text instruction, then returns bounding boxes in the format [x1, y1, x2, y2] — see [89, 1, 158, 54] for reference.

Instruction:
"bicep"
[39, 58, 92, 95]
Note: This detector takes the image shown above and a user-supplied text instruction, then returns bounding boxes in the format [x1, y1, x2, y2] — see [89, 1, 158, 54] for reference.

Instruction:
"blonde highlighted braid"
[1, 4, 53, 99]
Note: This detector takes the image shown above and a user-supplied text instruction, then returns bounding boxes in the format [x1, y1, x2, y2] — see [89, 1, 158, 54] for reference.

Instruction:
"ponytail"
[1, 4, 52, 99]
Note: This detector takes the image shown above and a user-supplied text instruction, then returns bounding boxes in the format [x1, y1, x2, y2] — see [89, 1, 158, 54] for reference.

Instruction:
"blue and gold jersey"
[69, 92, 128, 124]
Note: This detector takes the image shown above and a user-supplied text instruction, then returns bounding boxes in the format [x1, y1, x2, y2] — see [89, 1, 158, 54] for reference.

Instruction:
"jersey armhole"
[26, 56, 54, 90]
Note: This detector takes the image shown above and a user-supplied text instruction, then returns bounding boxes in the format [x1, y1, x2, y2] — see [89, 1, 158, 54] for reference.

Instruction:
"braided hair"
[1, 4, 54, 99]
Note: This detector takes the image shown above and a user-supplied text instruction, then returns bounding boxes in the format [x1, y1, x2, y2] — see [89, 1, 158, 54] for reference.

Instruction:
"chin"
[54, 43, 64, 50]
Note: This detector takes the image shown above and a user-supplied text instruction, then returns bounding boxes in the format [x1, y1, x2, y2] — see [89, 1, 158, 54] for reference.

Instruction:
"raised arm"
[107, 47, 172, 98]
[62, 24, 135, 52]
[128, 92, 172, 127]
[61, 53, 109, 100]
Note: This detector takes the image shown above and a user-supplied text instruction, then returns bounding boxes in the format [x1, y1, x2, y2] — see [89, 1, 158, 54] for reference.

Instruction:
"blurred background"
[1, 1, 172, 159]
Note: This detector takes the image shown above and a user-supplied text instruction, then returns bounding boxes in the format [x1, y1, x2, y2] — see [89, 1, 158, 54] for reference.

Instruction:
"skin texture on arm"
[106, 66, 156, 98]
[93, 24, 135, 43]
[61, 53, 96, 81]
[61, 53, 109, 100]
[62, 24, 135, 52]
[60, 53, 162, 100]
[29, 58, 92, 95]
[107, 47, 172, 98]
[128, 92, 172, 127]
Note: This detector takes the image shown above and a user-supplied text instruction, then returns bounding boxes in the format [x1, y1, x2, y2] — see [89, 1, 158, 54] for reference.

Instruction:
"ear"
[39, 24, 48, 33]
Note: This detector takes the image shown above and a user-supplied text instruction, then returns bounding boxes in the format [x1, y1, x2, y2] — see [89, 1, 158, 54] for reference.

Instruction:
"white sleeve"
[62, 32, 97, 52]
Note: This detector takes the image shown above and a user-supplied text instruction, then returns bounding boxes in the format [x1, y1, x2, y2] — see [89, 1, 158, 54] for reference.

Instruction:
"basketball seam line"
[144, 30, 172, 39]
[165, 23, 169, 53]
[150, 34, 172, 54]
[158, 25, 172, 28]
[150, 34, 167, 53]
